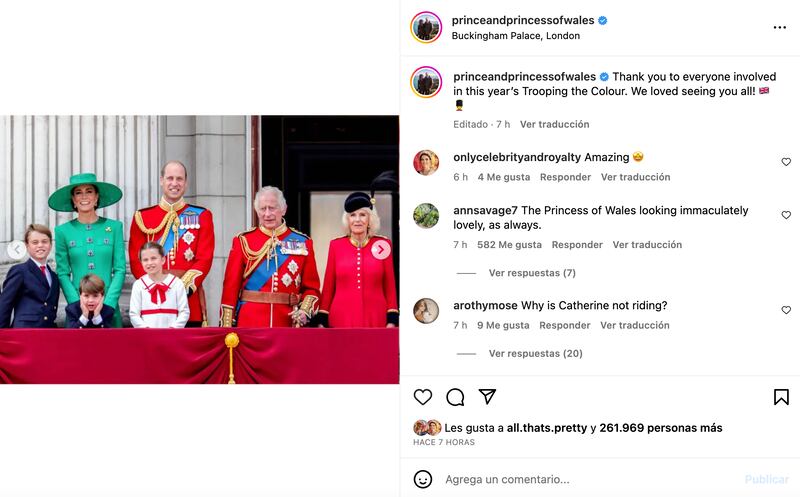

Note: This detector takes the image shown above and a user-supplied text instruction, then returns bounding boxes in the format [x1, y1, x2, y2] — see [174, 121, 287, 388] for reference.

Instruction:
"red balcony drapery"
[0, 327, 398, 384]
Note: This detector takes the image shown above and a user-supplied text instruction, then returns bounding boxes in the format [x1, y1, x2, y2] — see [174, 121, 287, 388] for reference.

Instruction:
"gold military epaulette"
[235, 226, 259, 238]
[135, 209, 179, 241]
[289, 227, 310, 238]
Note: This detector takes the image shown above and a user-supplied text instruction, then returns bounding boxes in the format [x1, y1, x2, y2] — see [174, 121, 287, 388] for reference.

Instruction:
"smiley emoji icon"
[632, 151, 644, 162]
[414, 470, 433, 489]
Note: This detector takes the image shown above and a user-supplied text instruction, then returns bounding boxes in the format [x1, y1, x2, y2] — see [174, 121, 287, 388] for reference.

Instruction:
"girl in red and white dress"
[129, 242, 189, 328]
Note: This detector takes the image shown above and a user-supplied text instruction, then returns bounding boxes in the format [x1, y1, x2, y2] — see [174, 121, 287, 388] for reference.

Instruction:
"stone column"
[162, 116, 252, 326]
[0, 115, 160, 264]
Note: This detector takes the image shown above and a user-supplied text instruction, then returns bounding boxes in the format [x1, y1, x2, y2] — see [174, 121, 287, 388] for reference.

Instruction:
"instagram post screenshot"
[0, 1, 797, 496]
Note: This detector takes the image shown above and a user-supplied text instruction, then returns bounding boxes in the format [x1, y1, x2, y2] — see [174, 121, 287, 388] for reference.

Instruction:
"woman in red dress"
[317, 192, 398, 328]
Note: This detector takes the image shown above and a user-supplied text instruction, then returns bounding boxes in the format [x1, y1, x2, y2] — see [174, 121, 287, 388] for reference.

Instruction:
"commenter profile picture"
[414, 150, 439, 176]
[411, 12, 442, 43]
[413, 203, 439, 228]
[413, 298, 439, 324]
[411, 66, 442, 98]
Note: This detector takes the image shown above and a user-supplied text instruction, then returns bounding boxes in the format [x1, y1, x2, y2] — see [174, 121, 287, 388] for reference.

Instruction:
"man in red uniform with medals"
[220, 186, 320, 328]
[128, 161, 215, 327]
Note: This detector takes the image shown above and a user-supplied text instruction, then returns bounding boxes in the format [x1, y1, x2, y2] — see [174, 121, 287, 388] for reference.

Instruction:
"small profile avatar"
[414, 150, 439, 176]
[411, 66, 442, 98]
[413, 298, 439, 324]
[413, 203, 439, 228]
[427, 420, 442, 436]
[411, 12, 442, 43]
[413, 420, 428, 436]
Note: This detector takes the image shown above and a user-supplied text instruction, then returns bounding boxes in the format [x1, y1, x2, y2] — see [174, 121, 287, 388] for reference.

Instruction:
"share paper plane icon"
[479, 389, 496, 405]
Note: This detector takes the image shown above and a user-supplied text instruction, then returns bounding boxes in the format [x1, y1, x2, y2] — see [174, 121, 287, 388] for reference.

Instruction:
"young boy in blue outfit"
[64, 274, 115, 328]
[0, 224, 60, 328]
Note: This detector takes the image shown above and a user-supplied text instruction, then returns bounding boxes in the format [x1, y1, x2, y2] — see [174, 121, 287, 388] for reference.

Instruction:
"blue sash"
[237, 231, 307, 311]
[162, 207, 205, 254]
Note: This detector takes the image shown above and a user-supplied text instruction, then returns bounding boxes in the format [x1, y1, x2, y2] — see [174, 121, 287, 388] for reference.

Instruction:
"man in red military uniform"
[220, 186, 320, 328]
[128, 161, 215, 326]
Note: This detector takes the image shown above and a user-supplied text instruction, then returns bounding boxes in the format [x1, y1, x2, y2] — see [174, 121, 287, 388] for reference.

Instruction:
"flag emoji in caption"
[759, 87, 770, 94]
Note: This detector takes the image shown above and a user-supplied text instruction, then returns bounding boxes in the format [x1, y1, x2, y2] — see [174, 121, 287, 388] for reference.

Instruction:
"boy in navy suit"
[64, 274, 115, 328]
[0, 224, 60, 328]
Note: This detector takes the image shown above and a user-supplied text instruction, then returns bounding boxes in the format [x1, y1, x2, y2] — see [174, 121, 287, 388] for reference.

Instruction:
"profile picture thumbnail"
[411, 12, 442, 43]
[413, 298, 439, 324]
[411, 66, 442, 98]
[414, 150, 439, 176]
[413, 419, 443, 436]
[413, 203, 439, 228]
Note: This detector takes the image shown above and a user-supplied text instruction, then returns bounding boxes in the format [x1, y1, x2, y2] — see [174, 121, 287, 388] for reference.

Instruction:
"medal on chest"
[179, 213, 200, 230]
[280, 240, 308, 255]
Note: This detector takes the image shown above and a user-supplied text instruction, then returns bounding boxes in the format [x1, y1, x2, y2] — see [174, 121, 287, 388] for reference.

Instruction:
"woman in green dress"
[48, 173, 125, 327]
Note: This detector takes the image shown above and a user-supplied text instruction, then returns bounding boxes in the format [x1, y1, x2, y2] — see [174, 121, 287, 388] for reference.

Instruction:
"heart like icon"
[782, 306, 792, 315]
[414, 389, 432, 406]
[782, 158, 791, 166]
[781, 211, 792, 219]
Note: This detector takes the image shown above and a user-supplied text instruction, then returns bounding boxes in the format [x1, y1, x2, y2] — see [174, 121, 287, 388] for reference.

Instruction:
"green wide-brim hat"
[47, 173, 123, 212]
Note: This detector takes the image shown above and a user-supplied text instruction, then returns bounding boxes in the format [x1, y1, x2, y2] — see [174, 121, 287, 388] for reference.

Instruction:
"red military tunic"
[318, 236, 398, 327]
[220, 223, 320, 328]
[129, 198, 215, 325]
